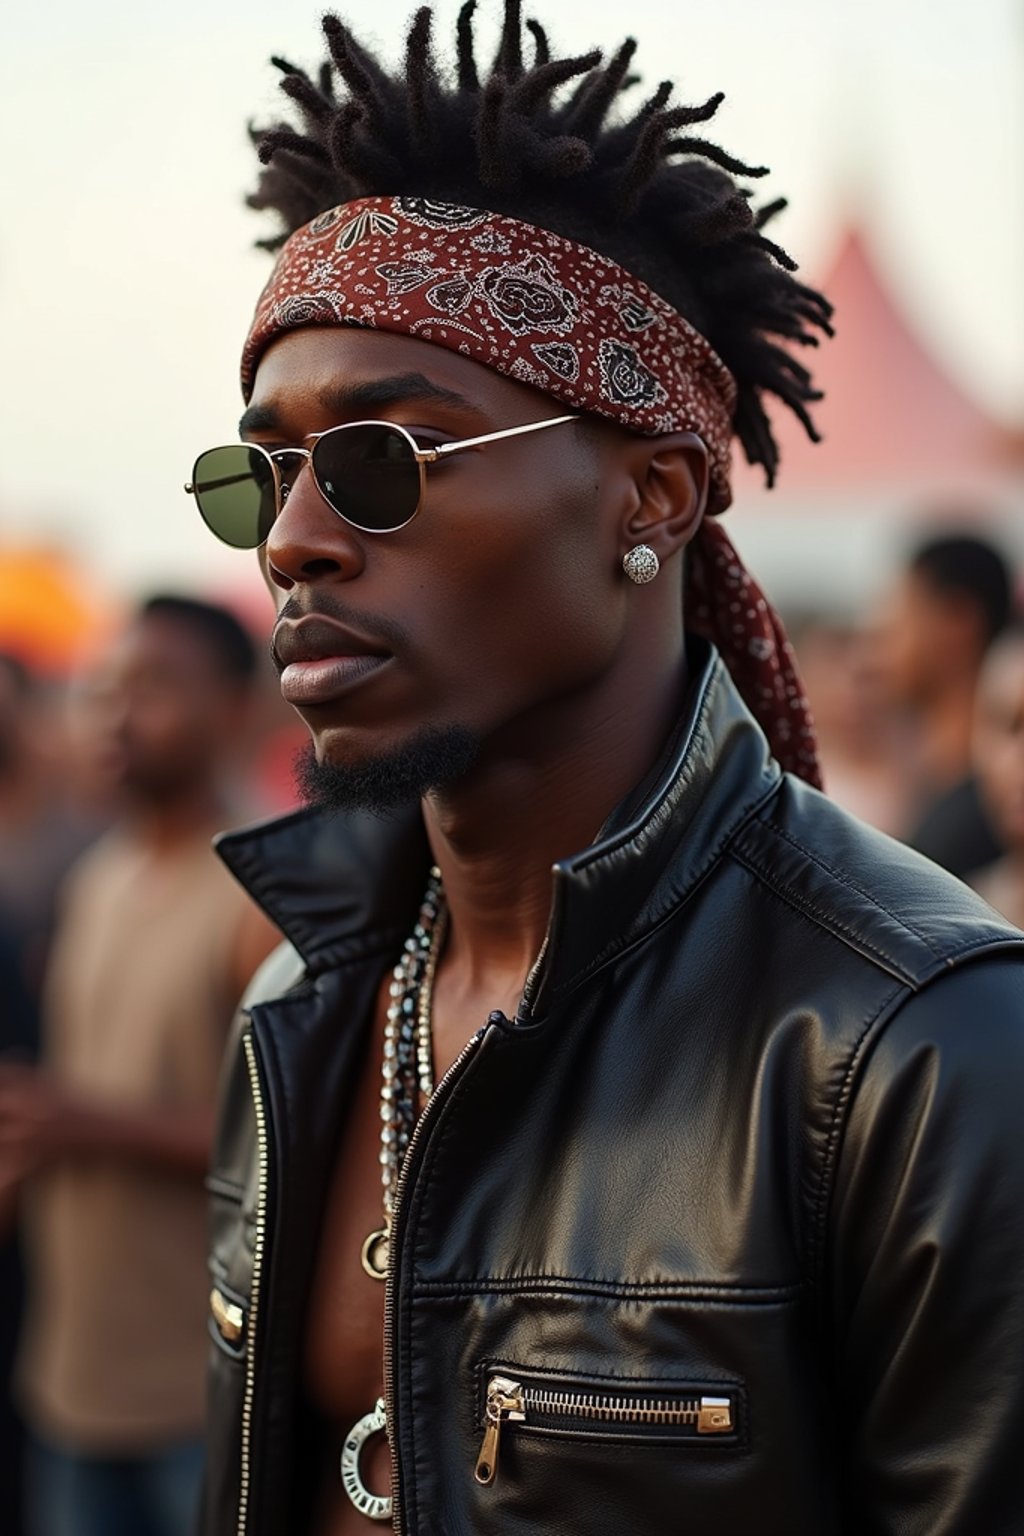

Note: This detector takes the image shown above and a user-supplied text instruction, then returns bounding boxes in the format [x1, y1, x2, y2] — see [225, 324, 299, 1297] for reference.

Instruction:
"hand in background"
[0, 1062, 92, 1182]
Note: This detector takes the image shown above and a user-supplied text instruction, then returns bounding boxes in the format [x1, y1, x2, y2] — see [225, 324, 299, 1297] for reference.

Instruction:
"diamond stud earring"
[622, 545, 660, 584]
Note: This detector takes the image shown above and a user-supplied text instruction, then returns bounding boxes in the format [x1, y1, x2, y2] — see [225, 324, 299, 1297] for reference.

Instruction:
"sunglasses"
[185, 413, 579, 549]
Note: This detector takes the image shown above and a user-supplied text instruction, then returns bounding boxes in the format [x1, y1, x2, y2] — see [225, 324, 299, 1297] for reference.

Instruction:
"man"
[0, 596, 278, 1536]
[971, 626, 1024, 928]
[0, 650, 104, 1536]
[871, 529, 1015, 877]
[190, 8, 1024, 1533]
[0, 651, 100, 1003]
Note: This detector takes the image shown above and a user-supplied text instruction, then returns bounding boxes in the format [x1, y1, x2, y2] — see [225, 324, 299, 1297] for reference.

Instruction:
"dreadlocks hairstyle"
[248, 1, 833, 487]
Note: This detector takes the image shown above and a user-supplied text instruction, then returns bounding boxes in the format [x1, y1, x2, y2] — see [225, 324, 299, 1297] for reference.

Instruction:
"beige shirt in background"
[18, 823, 263, 1451]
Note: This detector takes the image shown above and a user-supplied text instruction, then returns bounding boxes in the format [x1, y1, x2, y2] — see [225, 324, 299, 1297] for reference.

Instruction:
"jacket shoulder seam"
[756, 818, 948, 957]
[809, 978, 908, 1284]
[730, 842, 914, 982]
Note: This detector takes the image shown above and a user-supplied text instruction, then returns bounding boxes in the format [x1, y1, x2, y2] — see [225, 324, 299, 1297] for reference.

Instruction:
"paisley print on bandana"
[241, 196, 736, 512]
[598, 339, 668, 410]
[394, 197, 489, 230]
[240, 196, 821, 786]
[478, 256, 578, 336]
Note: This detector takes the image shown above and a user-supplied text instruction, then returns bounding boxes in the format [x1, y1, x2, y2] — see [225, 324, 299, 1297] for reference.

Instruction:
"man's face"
[79, 615, 241, 803]
[247, 328, 639, 803]
[974, 635, 1024, 852]
[869, 569, 974, 709]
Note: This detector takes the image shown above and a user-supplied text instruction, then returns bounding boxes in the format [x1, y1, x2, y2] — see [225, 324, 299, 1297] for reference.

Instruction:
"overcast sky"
[2, 0, 1022, 597]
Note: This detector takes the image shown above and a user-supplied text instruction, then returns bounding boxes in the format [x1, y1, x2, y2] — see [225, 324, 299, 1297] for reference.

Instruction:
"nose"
[264, 460, 365, 593]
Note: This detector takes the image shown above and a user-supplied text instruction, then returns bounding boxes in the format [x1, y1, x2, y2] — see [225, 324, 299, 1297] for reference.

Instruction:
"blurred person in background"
[870, 529, 1015, 877]
[0, 594, 279, 1536]
[971, 627, 1024, 928]
[0, 652, 100, 1005]
[0, 652, 102, 1536]
[788, 613, 910, 835]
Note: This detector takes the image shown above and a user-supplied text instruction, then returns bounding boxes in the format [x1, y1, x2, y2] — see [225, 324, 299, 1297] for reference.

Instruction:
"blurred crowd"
[793, 526, 1024, 914]
[0, 521, 1022, 1535]
[0, 590, 301, 1536]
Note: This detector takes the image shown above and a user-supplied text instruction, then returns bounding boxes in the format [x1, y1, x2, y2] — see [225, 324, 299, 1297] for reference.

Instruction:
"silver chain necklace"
[344, 867, 446, 1522]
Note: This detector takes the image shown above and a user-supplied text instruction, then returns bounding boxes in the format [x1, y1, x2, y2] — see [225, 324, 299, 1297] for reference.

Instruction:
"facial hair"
[293, 725, 480, 816]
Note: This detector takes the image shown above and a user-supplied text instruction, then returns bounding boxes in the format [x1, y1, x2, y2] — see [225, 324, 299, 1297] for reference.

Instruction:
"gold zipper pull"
[697, 1396, 734, 1433]
[475, 1375, 525, 1486]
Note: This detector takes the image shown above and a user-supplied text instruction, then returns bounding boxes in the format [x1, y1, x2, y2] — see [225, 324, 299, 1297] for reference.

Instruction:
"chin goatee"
[293, 726, 480, 815]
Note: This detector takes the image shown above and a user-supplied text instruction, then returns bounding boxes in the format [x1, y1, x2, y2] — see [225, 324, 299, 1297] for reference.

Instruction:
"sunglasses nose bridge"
[270, 446, 312, 505]
[264, 452, 367, 590]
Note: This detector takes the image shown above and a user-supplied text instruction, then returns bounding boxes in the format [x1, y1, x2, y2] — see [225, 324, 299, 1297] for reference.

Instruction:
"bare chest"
[304, 985, 394, 1534]
[304, 959, 517, 1535]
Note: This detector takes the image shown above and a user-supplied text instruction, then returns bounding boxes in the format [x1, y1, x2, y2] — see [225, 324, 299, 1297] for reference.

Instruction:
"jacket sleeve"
[829, 952, 1024, 1535]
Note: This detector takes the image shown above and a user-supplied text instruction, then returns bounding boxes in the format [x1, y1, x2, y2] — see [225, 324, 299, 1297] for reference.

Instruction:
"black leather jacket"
[203, 642, 1024, 1536]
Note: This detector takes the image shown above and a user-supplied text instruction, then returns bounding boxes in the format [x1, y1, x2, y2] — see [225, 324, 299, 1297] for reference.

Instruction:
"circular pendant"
[360, 1226, 390, 1281]
[340, 1398, 391, 1521]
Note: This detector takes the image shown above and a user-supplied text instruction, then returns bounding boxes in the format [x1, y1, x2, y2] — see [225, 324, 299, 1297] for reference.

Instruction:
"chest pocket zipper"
[209, 1286, 247, 1348]
[475, 1371, 737, 1488]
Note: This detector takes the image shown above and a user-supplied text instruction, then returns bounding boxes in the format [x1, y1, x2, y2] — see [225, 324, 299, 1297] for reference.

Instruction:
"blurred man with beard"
[0, 595, 278, 1536]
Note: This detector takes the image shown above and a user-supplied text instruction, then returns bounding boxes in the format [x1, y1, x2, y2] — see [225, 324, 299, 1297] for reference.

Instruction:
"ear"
[621, 431, 709, 562]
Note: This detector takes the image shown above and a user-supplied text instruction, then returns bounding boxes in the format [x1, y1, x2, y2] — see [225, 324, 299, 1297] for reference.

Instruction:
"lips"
[273, 615, 391, 706]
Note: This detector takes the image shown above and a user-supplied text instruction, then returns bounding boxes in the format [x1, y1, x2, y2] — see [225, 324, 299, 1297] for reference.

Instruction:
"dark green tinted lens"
[312, 424, 421, 532]
[191, 446, 277, 549]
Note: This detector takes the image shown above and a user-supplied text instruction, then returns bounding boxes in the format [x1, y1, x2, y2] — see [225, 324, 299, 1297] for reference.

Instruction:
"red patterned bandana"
[242, 196, 821, 786]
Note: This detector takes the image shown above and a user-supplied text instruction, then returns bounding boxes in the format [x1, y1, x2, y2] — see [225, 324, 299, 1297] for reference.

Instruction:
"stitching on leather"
[807, 979, 906, 1285]
[730, 844, 912, 981]
[751, 817, 946, 958]
[413, 1276, 803, 1303]
[913, 931, 1024, 968]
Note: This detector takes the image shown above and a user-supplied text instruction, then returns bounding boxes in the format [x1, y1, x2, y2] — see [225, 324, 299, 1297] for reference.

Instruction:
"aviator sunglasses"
[185, 413, 578, 549]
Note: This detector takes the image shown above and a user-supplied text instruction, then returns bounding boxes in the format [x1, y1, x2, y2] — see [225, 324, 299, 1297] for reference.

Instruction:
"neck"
[423, 644, 689, 1010]
[124, 783, 228, 853]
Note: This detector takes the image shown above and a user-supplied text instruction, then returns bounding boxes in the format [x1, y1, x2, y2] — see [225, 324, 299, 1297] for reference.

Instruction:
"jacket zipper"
[475, 1373, 736, 1488]
[237, 1028, 269, 1536]
[384, 1022, 490, 1534]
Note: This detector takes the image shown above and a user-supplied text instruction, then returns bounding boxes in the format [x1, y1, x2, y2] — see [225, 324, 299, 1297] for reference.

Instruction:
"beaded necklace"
[361, 865, 446, 1280]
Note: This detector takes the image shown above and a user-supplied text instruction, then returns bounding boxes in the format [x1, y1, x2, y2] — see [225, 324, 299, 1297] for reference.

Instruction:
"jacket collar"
[216, 640, 781, 1009]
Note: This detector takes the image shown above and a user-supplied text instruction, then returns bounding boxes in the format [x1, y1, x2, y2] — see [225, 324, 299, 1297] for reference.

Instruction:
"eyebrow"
[238, 372, 483, 438]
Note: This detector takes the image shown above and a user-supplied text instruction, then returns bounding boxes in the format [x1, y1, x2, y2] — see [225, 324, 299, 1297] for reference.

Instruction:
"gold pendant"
[360, 1225, 390, 1281]
[340, 1398, 391, 1521]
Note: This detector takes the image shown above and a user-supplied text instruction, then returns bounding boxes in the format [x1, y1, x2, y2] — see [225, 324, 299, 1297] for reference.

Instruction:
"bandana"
[242, 196, 821, 786]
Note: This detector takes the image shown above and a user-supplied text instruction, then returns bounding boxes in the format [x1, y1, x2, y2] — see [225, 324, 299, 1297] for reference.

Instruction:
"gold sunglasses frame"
[185, 412, 579, 545]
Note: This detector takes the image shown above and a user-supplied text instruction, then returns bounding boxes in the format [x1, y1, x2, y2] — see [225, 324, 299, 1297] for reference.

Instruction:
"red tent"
[732, 227, 1024, 503]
